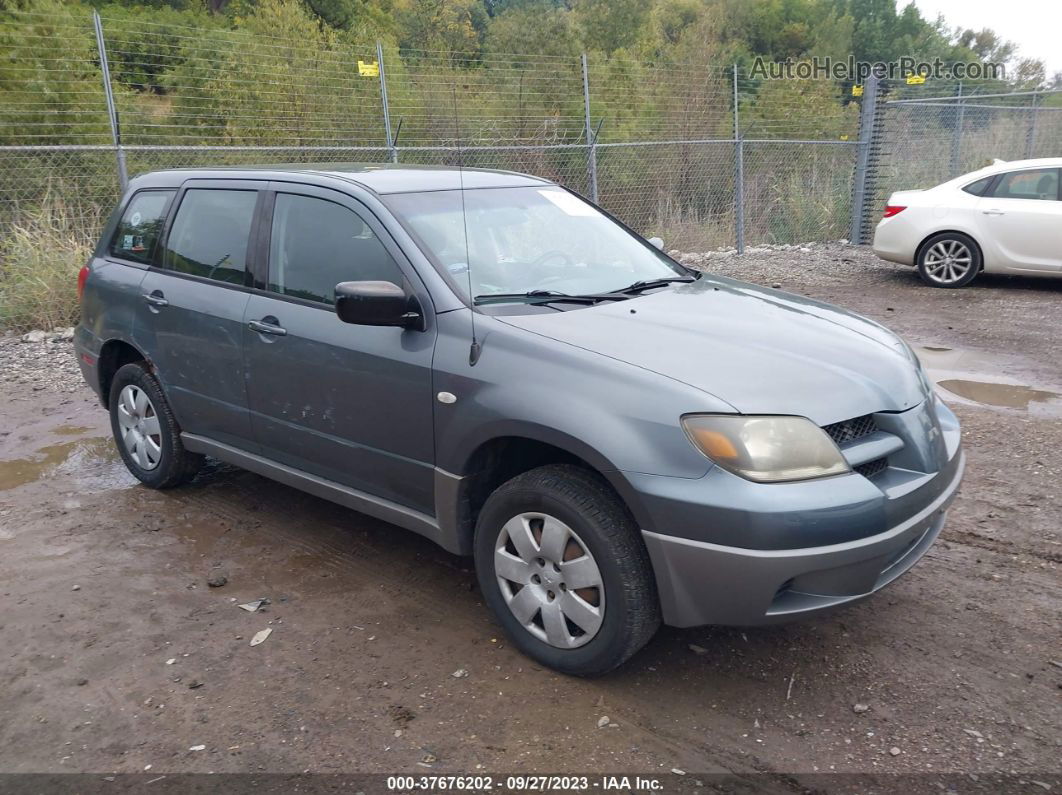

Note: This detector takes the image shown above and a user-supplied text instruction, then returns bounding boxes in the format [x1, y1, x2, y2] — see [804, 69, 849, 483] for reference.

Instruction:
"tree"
[485, 4, 578, 58]
[303, 0, 396, 33]
[572, 0, 648, 55]
[394, 0, 487, 59]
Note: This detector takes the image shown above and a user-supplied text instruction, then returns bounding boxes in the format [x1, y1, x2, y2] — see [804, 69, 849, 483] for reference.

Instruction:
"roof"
[129, 163, 554, 194]
[964, 157, 1062, 176]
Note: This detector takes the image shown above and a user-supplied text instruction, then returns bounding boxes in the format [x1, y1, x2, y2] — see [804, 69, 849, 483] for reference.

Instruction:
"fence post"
[377, 41, 397, 163]
[732, 64, 745, 254]
[580, 53, 599, 203]
[949, 82, 964, 177]
[849, 73, 879, 244]
[92, 10, 128, 192]
[1025, 90, 1040, 158]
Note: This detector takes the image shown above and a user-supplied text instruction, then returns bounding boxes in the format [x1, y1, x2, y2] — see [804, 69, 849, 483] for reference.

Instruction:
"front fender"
[432, 312, 723, 479]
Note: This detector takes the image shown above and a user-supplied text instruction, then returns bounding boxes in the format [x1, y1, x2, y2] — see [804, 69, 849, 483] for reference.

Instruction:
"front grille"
[823, 414, 877, 445]
[855, 457, 888, 479]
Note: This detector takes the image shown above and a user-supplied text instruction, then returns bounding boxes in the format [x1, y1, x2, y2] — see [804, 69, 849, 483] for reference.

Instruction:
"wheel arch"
[438, 431, 652, 557]
[97, 338, 153, 407]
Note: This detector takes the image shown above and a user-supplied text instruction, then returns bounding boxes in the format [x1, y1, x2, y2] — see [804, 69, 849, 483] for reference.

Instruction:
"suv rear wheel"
[474, 465, 660, 676]
[109, 362, 202, 489]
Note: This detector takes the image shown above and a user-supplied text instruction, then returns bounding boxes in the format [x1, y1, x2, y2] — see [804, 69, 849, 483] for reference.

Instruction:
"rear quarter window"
[961, 176, 993, 196]
[108, 190, 174, 264]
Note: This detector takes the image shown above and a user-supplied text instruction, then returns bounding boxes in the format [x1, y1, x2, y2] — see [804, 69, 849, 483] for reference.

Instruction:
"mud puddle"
[0, 436, 134, 492]
[915, 345, 1062, 416]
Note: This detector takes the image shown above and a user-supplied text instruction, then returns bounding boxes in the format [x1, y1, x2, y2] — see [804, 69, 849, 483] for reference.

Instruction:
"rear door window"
[109, 190, 173, 264]
[267, 193, 404, 305]
[989, 169, 1059, 201]
[162, 189, 259, 285]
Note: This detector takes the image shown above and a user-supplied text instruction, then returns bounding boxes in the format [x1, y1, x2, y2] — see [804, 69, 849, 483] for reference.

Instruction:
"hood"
[496, 275, 927, 426]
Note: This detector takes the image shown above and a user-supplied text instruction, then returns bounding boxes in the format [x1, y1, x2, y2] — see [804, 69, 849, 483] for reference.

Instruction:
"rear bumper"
[73, 325, 103, 403]
[642, 449, 963, 627]
[872, 216, 917, 266]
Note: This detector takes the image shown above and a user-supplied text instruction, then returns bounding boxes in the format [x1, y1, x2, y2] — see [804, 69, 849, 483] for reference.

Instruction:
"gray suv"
[76, 165, 964, 675]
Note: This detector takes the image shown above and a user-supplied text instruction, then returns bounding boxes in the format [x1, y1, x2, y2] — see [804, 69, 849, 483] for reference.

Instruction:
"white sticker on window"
[123, 235, 134, 249]
[129, 211, 142, 227]
[537, 189, 600, 217]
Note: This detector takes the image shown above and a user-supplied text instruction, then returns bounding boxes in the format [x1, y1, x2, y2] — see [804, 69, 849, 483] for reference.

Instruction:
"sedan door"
[137, 181, 265, 449]
[242, 184, 437, 515]
[977, 167, 1062, 272]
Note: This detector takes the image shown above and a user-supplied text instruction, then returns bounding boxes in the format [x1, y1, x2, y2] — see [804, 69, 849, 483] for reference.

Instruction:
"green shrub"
[0, 193, 98, 332]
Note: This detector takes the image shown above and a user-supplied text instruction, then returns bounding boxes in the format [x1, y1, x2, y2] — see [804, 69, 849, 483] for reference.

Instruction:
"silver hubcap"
[495, 513, 604, 649]
[116, 385, 162, 470]
[923, 240, 972, 283]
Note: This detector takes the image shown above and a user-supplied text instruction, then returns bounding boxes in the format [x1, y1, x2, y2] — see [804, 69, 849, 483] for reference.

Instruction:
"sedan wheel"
[923, 241, 972, 283]
[917, 233, 981, 288]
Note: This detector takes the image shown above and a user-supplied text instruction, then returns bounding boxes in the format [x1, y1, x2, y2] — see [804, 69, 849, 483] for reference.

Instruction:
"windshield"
[384, 186, 685, 301]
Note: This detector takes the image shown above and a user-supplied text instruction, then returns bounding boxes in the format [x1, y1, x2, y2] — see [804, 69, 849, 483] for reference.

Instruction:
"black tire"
[916, 232, 981, 288]
[108, 362, 202, 489]
[474, 464, 660, 676]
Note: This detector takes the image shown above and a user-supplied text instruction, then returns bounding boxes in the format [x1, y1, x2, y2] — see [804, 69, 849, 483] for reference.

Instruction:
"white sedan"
[872, 157, 1062, 288]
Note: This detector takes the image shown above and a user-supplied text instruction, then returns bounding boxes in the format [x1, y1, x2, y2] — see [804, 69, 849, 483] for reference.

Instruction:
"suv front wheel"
[109, 362, 203, 489]
[474, 465, 660, 676]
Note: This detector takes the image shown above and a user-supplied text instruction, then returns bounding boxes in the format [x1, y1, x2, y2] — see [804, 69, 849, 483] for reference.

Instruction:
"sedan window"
[961, 176, 993, 196]
[989, 169, 1059, 201]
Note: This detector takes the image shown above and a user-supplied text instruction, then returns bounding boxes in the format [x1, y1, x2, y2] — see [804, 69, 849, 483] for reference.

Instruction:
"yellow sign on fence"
[358, 60, 380, 77]
[906, 74, 926, 84]
[851, 85, 863, 97]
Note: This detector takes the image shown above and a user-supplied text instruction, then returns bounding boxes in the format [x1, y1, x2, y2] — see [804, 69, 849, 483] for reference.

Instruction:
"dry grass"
[0, 194, 99, 333]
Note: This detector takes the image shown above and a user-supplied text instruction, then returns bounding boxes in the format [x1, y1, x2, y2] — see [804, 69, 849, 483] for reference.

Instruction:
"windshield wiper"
[610, 275, 699, 295]
[473, 290, 630, 306]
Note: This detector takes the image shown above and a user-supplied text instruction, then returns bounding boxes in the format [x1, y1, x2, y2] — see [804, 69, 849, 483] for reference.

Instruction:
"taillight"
[77, 264, 90, 301]
[883, 205, 906, 218]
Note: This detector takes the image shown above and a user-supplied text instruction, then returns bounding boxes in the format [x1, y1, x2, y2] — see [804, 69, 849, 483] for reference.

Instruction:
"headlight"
[681, 414, 850, 483]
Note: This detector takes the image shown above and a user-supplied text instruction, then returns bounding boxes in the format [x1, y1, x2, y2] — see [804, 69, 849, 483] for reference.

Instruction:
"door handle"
[981, 208, 1005, 216]
[143, 291, 168, 307]
[248, 318, 287, 336]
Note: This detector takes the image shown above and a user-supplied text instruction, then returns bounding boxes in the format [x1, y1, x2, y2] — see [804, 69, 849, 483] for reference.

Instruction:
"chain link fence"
[1, 6, 1059, 256]
[864, 80, 1062, 241]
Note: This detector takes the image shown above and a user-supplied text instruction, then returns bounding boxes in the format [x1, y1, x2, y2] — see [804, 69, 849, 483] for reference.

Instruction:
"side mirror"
[648, 236, 664, 251]
[335, 281, 422, 330]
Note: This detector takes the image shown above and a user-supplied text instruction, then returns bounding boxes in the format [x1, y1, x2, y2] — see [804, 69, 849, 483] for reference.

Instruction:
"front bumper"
[642, 449, 963, 627]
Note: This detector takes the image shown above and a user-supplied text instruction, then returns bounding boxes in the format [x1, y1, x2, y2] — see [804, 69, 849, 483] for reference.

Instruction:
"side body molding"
[181, 433, 469, 555]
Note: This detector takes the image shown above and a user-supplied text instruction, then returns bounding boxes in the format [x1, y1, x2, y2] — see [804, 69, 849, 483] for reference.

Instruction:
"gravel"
[672, 240, 901, 288]
[0, 330, 83, 395]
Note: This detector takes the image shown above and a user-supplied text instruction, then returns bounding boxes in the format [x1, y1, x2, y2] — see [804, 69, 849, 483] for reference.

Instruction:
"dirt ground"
[0, 244, 1059, 793]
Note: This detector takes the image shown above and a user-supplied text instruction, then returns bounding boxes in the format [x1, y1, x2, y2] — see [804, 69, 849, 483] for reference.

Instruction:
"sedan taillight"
[883, 205, 906, 218]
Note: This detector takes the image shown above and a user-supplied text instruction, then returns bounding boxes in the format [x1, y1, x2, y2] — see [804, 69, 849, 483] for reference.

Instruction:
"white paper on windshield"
[538, 189, 601, 217]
